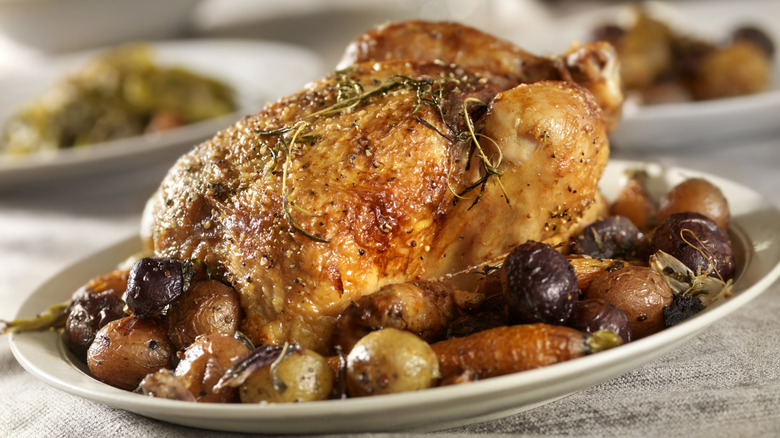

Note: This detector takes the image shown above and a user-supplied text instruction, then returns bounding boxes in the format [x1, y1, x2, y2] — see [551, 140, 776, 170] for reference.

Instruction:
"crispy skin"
[145, 59, 610, 354]
[339, 20, 623, 133]
[338, 20, 560, 89]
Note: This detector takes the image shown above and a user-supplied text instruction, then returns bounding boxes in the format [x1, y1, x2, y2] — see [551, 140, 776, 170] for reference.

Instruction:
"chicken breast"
[144, 30, 614, 354]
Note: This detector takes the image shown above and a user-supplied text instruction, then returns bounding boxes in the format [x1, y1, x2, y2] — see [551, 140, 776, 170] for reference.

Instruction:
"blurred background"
[4, 0, 749, 71]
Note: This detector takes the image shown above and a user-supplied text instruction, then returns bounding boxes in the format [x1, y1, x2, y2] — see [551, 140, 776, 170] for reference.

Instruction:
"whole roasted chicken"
[143, 21, 622, 353]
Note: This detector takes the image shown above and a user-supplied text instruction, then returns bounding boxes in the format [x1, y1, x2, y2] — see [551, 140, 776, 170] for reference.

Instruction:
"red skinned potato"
[64, 268, 129, 360]
[174, 333, 249, 403]
[610, 174, 658, 231]
[164, 279, 242, 350]
[139, 333, 251, 403]
[87, 316, 175, 390]
[567, 257, 627, 293]
[657, 178, 730, 229]
[175, 333, 250, 402]
[585, 265, 673, 339]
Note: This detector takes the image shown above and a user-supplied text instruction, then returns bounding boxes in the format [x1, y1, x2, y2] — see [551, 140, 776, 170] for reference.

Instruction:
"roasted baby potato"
[657, 178, 730, 230]
[87, 316, 175, 390]
[164, 279, 242, 350]
[239, 344, 334, 404]
[585, 265, 673, 339]
[64, 269, 129, 360]
[346, 328, 440, 397]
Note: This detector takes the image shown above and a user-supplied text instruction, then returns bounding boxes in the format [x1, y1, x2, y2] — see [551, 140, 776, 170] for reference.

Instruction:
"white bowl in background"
[0, 0, 201, 53]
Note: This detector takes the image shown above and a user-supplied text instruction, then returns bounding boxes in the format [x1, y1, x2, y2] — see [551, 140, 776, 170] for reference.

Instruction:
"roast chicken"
[142, 21, 621, 354]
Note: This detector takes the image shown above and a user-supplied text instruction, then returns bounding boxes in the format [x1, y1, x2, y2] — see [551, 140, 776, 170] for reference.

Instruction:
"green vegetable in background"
[1, 43, 237, 156]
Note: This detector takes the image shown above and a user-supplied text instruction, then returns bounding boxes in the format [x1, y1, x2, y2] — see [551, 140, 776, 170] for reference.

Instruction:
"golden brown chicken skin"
[339, 20, 623, 133]
[338, 20, 559, 89]
[144, 56, 611, 354]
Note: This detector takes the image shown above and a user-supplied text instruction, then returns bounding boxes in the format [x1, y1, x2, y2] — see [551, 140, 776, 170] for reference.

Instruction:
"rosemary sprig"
[453, 98, 509, 208]
[255, 122, 328, 243]
[310, 73, 437, 118]
[1, 300, 69, 334]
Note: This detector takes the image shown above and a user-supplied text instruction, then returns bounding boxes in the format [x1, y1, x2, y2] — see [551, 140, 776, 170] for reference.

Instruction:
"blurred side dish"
[1, 44, 237, 156]
[592, 6, 775, 105]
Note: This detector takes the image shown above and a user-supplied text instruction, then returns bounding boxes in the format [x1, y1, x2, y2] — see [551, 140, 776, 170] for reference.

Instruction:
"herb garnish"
[255, 121, 327, 243]
[455, 97, 508, 208]
[254, 68, 507, 241]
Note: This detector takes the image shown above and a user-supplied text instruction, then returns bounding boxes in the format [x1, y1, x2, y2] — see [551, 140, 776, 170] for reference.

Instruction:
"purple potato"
[125, 257, 186, 318]
[574, 215, 645, 260]
[65, 289, 126, 359]
[568, 298, 631, 343]
[503, 240, 579, 325]
[650, 212, 735, 280]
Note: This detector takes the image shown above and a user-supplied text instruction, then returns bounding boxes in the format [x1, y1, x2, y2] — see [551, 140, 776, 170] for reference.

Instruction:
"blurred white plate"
[0, 0, 201, 54]
[9, 159, 780, 433]
[0, 39, 324, 191]
[511, 0, 780, 151]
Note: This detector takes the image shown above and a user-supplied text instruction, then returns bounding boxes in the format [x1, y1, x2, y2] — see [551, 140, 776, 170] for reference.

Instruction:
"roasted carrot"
[431, 323, 620, 383]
